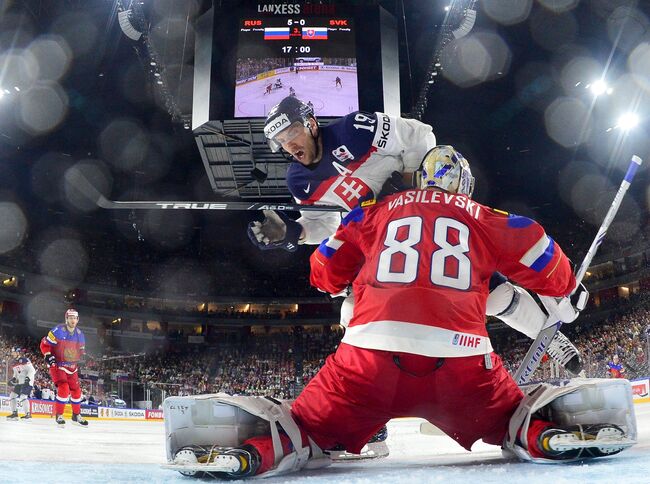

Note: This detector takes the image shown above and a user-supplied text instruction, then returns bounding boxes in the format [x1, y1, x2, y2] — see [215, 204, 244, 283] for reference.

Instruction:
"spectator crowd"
[2, 300, 649, 406]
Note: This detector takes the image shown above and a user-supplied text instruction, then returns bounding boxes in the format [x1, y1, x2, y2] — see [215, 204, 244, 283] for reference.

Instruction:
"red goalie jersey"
[310, 189, 576, 358]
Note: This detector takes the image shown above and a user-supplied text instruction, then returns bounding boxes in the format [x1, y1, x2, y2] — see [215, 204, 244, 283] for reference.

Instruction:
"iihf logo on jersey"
[452, 333, 481, 348]
[333, 145, 355, 162]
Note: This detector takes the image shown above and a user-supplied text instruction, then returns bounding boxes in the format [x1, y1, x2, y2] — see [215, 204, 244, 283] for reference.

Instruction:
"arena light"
[118, 9, 142, 41]
[588, 79, 610, 97]
[617, 112, 640, 131]
[452, 8, 477, 39]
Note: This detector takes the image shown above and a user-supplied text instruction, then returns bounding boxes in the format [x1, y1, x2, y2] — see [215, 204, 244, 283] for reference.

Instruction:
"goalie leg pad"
[505, 378, 637, 463]
[164, 394, 330, 478]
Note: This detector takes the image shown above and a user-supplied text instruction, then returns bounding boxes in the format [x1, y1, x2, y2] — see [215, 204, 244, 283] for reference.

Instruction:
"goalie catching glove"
[247, 210, 303, 252]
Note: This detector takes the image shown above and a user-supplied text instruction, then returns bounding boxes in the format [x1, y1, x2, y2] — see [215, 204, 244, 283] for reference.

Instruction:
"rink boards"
[1, 377, 647, 423]
[0, 396, 163, 421]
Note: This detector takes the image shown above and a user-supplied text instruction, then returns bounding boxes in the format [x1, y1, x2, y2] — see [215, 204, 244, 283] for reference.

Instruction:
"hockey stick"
[95, 196, 344, 212]
[67, 169, 345, 213]
[513, 155, 643, 385]
[96, 352, 147, 362]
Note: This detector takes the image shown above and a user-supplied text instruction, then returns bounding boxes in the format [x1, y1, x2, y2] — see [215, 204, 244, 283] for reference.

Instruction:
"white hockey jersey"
[11, 357, 36, 385]
[286, 112, 436, 244]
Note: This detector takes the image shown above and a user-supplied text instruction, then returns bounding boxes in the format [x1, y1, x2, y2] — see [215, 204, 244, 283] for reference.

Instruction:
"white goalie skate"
[538, 424, 636, 459]
[163, 445, 260, 479]
[327, 442, 389, 461]
[326, 425, 389, 461]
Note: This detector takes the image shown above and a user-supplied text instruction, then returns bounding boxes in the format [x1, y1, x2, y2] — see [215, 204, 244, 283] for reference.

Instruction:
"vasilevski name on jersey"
[286, 111, 436, 244]
[310, 189, 576, 358]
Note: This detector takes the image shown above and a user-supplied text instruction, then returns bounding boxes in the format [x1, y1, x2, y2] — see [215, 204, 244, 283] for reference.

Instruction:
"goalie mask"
[416, 145, 475, 198]
[264, 96, 315, 153]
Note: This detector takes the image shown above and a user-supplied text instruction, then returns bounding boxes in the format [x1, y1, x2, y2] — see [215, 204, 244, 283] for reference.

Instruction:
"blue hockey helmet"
[264, 96, 315, 152]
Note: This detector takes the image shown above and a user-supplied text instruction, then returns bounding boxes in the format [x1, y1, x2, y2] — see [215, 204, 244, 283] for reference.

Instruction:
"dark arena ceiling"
[0, 0, 648, 293]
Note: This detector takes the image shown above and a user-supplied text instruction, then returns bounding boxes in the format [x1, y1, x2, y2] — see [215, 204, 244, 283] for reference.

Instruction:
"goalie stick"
[67, 169, 344, 213]
[513, 155, 643, 385]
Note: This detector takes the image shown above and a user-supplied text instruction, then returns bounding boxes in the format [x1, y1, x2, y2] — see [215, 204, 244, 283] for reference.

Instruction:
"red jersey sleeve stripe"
[519, 234, 554, 271]
[317, 236, 343, 259]
[46, 331, 57, 345]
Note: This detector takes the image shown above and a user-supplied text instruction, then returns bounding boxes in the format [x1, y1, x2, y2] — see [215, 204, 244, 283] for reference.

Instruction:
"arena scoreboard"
[193, 2, 400, 125]
[237, 16, 356, 58]
[234, 14, 359, 117]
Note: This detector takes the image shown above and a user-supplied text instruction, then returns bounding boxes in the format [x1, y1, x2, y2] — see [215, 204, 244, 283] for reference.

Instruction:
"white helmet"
[416, 145, 475, 197]
[65, 308, 79, 319]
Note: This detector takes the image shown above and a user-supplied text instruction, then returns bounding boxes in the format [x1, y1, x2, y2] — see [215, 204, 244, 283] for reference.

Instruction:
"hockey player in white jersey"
[7, 347, 36, 420]
[248, 97, 583, 376]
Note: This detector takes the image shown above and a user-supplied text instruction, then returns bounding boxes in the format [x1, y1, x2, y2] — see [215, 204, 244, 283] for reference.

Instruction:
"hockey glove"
[9, 377, 18, 386]
[570, 282, 589, 312]
[539, 282, 589, 324]
[377, 171, 410, 198]
[247, 210, 302, 252]
[45, 354, 56, 367]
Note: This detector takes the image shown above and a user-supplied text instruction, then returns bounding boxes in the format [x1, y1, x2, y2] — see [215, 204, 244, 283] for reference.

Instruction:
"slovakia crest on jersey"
[332, 145, 355, 162]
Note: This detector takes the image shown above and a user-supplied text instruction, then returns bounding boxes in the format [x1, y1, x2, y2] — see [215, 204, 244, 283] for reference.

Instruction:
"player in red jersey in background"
[168, 147, 634, 479]
[40, 308, 88, 426]
[607, 354, 626, 378]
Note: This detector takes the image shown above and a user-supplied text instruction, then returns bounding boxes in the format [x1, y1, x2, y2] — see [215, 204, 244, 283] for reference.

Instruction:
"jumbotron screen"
[234, 16, 359, 118]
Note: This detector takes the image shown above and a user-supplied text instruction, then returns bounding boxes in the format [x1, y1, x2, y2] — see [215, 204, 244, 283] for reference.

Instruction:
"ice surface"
[1, 404, 648, 483]
[234, 70, 359, 118]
